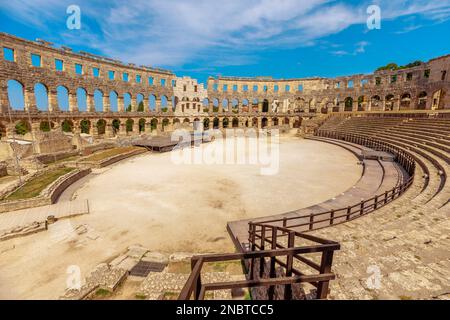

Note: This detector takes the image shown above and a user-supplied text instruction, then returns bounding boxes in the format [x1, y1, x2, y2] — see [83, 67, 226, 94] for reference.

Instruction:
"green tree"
[126, 104, 132, 112]
[62, 120, 73, 133]
[137, 101, 144, 112]
[15, 121, 29, 135]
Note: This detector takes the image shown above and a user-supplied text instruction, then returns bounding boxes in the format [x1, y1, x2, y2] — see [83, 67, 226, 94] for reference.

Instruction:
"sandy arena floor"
[0, 137, 362, 299]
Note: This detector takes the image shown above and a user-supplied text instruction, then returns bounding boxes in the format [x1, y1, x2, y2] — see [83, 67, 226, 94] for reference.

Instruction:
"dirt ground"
[0, 137, 362, 299]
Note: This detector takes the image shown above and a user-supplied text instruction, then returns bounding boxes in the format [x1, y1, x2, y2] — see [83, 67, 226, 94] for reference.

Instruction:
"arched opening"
[112, 119, 120, 134]
[273, 117, 279, 126]
[223, 118, 229, 128]
[161, 96, 168, 112]
[57, 86, 69, 111]
[261, 117, 268, 128]
[344, 97, 353, 112]
[109, 91, 118, 112]
[242, 99, 249, 112]
[284, 117, 290, 125]
[80, 120, 91, 134]
[139, 118, 146, 133]
[150, 118, 158, 131]
[203, 118, 210, 130]
[94, 89, 104, 112]
[39, 121, 53, 132]
[417, 91, 427, 109]
[96, 119, 106, 135]
[222, 99, 229, 112]
[371, 95, 381, 111]
[213, 117, 219, 129]
[252, 117, 258, 127]
[149, 94, 156, 112]
[357, 96, 365, 111]
[34, 83, 49, 111]
[15, 120, 31, 135]
[126, 119, 134, 132]
[7, 80, 25, 110]
[124, 93, 132, 112]
[400, 93, 411, 110]
[137, 94, 144, 112]
[385, 94, 395, 111]
[262, 99, 269, 113]
[61, 119, 73, 133]
[203, 98, 209, 112]
[232, 118, 239, 128]
[77, 88, 87, 112]
[232, 99, 239, 113]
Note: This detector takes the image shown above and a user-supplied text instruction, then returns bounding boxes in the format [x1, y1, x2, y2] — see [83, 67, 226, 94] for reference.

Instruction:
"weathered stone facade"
[0, 32, 449, 141]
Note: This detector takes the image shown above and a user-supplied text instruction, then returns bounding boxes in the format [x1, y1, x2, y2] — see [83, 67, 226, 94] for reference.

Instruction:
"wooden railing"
[178, 226, 340, 300]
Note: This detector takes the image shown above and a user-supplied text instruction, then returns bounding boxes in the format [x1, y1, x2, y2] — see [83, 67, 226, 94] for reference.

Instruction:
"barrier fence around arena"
[252, 130, 416, 232]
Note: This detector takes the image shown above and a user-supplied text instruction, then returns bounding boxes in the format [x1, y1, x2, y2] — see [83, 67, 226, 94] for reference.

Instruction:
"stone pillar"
[155, 99, 161, 113]
[0, 82, 9, 113]
[24, 87, 37, 112]
[48, 90, 59, 112]
[117, 95, 125, 113]
[73, 121, 81, 134]
[394, 97, 400, 111]
[103, 95, 110, 113]
[257, 117, 262, 128]
[133, 119, 140, 134]
[258, 102, 263, 113]
[157, 121, 163, 132]
[142, 97, 149, 113]
[167, 100, 173, 114]
[218, 102, 223, 113]
[105, 121, 114, 137]
[119, 120, 127, 136]
[69, 93, 78, 112]
[145, 121, 152, 133]
[87, 94, 95, 112]
[131, 97, 137, 112]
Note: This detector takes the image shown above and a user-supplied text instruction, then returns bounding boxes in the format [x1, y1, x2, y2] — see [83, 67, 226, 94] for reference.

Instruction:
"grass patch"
[94, 288, 112, 298]
[83, 147, 140, 162]
[135, 293, 147, 300]
[4, 167, 74, 201]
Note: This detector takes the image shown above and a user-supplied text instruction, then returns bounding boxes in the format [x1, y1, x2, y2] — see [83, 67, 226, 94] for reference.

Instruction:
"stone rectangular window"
[123, 72, 129, 82]
[442, 70, 447, 81]
[161, 79, 166, 86]
[31, 54, 41, 67]
[274, 85, 279, 92]
[223, 84, 228, 92]
[406, 73, 413, 81]
[360, 79, 368, 86]
[264, 85, 268, 92]
[194, 85, 197, 92]
[136, 74, 141, 83]
[243, 85, 248, 92]
[93, 67, 100, 77]
[172, 80, 176, 87]
[183, 85, 187, 92]
[233, 85, 238, 92]
[75, 63, 83, 75]
[108, 70, 115, 80]
[347, 80, 354, 88]
[213, 83, 218, 92]
[148, 77, 154, 85]
[253, 85, 258, 92]
[298, 84, 303, 92]
[335, 82, 340, 88]
[424, 69, 430, 78]
[3, 47, 14, 61]
[375, 77, 381, 85]
[55, 59, 64, 71]
[285, 85, 290, 92]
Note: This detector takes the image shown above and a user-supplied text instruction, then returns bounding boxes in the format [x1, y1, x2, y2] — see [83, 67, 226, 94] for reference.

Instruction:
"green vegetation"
[376, 60, 423, 71]
[83, 146, 139, 162]
[40, 121, 51, 132]
[94, 288, 112, 298]
[61, 120, 73, 133]
[15, 120, 29, 135]
[126, 104, 132, 112]
[137, 101, 144, 112]
[126, 119, 133, 132]
[80, 120, 90, 134]
[135, 293, 147, 300]
[138, 119, 146, 132]
[4, 167, 74, 201]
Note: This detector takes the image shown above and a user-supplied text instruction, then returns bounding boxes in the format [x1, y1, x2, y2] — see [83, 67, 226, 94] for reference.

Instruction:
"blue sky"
[1, 0, 450, 109]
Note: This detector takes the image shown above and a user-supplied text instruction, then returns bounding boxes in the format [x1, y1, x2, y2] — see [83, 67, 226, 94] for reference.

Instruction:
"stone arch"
[213, 117, 219, 129]
[7, 79, 25, 110]
[273, 117, 279, 126]
[161, 95, 168, 112]
[357, 96, 366, 111]
[344, 97, 353, 112]
[150, 118, 158, 131]
[109, 90, 118, 112]
[124, 93, 132, 112]
[203, 118, 210, 129]
[137, 93, 144, 112]
[96, 119, 106, 135]
[139, 118, 146, 133]
[223, 117, 229, 128]
[94, 89, 104, 112]
[77, 88, 87, 112]
[80, 119, 91, 134]
[15, 120, 31, 135]
[262, 99, 269, 113]
[222, 99, 229, 112]
[417, 91, 427, 109]
[61, 119, 73, 133]
[385, 94, 395, 111]
[371, 95, 381, 111]
[126, 118, 134, 132]
[252, 117, 258, 127]
[34, 83, 49, 111]
[261, 117, 268, 128]
[39, 120, 53, 132]
[400, 93, 411, 110]
[149, 94, 156, 112]
[57, 85, 69, 111]
[112, 119, 120, 134]
[232, 117, 239, 128]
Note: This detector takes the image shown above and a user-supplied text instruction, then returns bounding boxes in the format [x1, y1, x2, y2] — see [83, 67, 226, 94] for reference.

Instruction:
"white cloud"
[1, 0, 449, 67]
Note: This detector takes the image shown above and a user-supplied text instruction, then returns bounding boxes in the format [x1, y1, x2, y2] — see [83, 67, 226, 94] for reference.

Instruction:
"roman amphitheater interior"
[0, 31, 449, 301]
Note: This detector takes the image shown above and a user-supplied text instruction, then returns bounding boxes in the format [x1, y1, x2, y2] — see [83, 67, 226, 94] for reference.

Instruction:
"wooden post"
[268, 227, 277, 300]
[316, 250, 334, 299]
[259, 226, 266, 278]
[284, 231, 295, 300]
